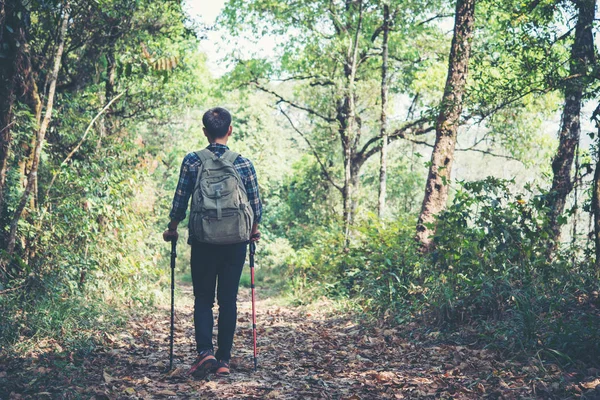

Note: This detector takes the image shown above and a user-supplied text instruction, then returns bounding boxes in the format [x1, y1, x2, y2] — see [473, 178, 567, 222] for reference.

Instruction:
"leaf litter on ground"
[1, 284, 599, 399]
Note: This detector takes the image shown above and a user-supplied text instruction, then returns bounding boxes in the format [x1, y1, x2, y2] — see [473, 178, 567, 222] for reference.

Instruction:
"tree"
[222, 0, 442, 238]
[377, 2, 390, 217]
[0, 0, 30, 214]
[592, 104, 600, 277]
[0, 0, 207, 271]
[416, 0, 476, 249]
[547, 0, 596, 246]
[6, 1, 70, 255]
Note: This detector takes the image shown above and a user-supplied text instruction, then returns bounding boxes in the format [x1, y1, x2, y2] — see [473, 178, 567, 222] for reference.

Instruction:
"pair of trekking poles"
[167, 239, 258, 372]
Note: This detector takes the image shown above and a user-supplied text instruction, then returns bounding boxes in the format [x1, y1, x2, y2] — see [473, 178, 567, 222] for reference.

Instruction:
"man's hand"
[163, 220, 179, 242]
[250, 223, 260, 242]
[163, 228, 179, 242]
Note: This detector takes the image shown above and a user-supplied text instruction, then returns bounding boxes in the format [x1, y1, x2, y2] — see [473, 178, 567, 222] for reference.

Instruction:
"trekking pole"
[249, 241, 258, 372]
[169, 239, 177, 371]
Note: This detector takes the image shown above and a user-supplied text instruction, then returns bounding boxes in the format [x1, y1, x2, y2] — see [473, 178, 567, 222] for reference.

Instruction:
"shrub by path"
[1, 286, 598, 399]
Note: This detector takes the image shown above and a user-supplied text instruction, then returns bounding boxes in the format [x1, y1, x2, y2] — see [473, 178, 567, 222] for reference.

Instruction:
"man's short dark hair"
[203, 107, 232, 139]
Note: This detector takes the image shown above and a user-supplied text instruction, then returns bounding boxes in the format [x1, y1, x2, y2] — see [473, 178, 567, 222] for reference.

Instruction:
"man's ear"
[227, 126, 233, 137]
[203, 127, 210, 139]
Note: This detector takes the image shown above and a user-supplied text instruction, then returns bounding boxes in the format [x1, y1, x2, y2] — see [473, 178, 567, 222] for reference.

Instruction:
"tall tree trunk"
[378, 3, 390, 218]
[340, 0, 363, 241]
[103, 46, 117, 140]
[416, 0, 476, 250]
[105, 49, 117, 102]
[0, 1, 28, 213]
[6, 3, 70, 255]
[593, 105, 600, 278]
[593, 153, 600, 277]
[548, 0, 595, 245]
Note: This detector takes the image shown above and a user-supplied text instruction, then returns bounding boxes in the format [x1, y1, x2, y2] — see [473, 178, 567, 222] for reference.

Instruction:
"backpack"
[188, 149, 254, 244]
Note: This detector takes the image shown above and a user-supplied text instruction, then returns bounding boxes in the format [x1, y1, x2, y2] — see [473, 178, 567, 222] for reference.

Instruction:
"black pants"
[191, 241, 247, 361]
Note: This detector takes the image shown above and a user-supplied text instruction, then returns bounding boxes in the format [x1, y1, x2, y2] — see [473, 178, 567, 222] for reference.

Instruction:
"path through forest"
[2, 284, 599, 399]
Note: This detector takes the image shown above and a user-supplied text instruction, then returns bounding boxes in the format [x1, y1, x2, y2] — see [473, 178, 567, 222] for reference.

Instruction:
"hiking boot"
[215, 360, 230, 377]
[189, 350, 217, 379]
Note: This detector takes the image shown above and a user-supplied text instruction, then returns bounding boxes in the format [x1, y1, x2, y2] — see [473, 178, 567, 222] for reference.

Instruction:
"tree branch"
[0, 121, 16, 135]
[252, 82, 336, 123]
[456, 147, 522, 161]
[328, 0, 346, 35]
[279, 107, 343, 193]
[464, 86, 553, 124]
[350, 1, 365, 152]
[272, 75, 333, 85]
[357, 117, 434, 159]
[416, 14, 454, 26]
[44, 92, 124, 201]
[0, 284, 24, 295]
[363, 136, 521, 166]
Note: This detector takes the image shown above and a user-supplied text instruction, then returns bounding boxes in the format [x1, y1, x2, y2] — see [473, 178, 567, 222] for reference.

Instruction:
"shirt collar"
[207, 143, 229, 151]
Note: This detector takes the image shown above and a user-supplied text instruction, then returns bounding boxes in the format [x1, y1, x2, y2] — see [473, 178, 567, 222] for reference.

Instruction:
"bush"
[281, 217, 424, 317]
[423, 177, 599, 361]
[428, 177, 554, 325]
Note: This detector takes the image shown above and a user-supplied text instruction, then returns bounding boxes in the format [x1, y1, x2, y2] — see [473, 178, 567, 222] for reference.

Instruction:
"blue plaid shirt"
[169, 143, 262, 225]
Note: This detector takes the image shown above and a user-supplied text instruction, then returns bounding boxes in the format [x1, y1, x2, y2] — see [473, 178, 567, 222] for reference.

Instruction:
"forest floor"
[2, 283, 600, 399]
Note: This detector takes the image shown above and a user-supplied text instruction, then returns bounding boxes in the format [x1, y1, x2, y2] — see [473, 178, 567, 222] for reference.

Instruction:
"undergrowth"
[283, 178, 600, 368]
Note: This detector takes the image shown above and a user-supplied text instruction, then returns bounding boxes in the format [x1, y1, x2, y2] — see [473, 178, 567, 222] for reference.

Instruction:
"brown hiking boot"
[189, 350, 217, 379]
[215, 360, 230, 377]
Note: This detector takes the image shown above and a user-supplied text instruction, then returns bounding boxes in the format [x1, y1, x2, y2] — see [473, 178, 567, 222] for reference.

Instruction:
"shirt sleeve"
[239, 159, 262, 225]
[169, 155, 194, 222]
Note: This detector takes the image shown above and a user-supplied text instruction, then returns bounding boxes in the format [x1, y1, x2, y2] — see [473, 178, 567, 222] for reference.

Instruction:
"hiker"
[163, 107, 262, 378]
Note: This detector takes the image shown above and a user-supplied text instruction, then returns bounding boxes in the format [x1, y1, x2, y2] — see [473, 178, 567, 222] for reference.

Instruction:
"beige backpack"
[188, 149, 254, 244]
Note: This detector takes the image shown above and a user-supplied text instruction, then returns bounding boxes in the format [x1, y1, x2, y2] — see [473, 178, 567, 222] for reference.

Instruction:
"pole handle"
[171, 239, 177, 259]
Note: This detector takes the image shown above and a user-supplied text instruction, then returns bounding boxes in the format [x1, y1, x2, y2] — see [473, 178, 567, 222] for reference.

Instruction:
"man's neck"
[210, 138, 228, 146]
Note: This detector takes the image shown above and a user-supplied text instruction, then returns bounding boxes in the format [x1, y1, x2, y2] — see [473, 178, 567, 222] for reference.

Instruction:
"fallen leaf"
[103, 370, 115, 384]
[476, 383, 485, 393]
[156, 389, 178, 396]
[581, 379, 600, 390]
[104, 332, 117, 343]
[124, 388, 136, 395]
[375, 371, 395, 382]
[166, 367, 183, 377]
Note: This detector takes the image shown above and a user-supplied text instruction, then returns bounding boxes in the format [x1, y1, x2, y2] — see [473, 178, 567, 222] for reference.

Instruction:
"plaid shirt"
[169, 143, 262, 225]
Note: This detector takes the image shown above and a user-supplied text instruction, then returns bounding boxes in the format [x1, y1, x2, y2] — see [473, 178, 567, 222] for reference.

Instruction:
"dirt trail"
[1, 285, 595, 399]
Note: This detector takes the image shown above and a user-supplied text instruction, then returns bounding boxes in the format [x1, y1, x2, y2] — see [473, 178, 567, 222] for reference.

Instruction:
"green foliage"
[2, 0, 597, 372]
[0, 283, 126, 354]
[283, 225, 346, 305]
[267, 156, 338, 247]
[278, 174, 599, 364]
[422, 177, 599, 361]
[359, 146, 425, 217]
[336, 218, 424, 319]
[0, 0, 210, 354]
[429, 178, 552, 324]
[279, 217, 423, 317]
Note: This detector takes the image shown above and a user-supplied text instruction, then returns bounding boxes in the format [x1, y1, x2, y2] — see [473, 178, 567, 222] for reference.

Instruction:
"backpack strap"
[192, 150, 212, 205]
[222, 150, 240, 164]
[196, 148, 215, 163]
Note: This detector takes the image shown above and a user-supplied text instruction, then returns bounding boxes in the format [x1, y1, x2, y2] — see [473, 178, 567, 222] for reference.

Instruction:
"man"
[163, 107, 261, 378]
